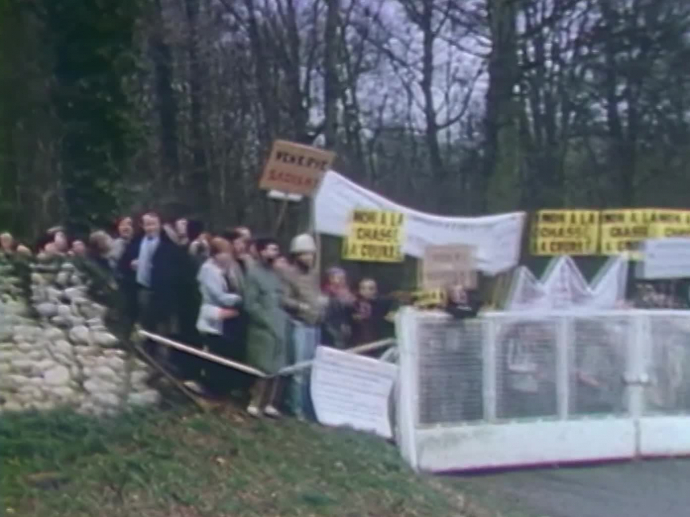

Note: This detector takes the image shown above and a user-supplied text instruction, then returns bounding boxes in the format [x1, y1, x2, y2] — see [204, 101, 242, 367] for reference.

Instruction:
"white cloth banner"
[639, 238, 690, 279]
[506, 256, 628, 311]
[311, 346, 397, 439]
[314, 171, 526, 275]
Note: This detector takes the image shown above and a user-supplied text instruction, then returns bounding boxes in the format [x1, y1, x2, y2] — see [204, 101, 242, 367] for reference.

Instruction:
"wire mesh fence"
[495, 318, 558, 420]
[417, 319, 484, 425]
[569, 316, 628, 416]
[411, 310, 690, 429]
[646, 315, 690, 414]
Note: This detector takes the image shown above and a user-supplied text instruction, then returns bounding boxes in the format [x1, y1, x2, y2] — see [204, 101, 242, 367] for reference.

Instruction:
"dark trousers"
[223, 314, 252, 394]
[199, 333, 231, 395]
[137, 288, 176, 360]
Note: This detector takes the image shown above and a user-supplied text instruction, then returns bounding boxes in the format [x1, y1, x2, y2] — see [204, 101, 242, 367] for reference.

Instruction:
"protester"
[236, 226, 251, 242]
[244, 237, 288, 417]
[351, 277, 394, 347]
[1, 232, 15, 254]
[190, 237, 243, 395]
[240, 228, 258, 261]
[36, 227, 68, 256]
[70, 239, 87, 258]
[174, 218, 190, 247]
[274, 255, 290, 273]
[444, 284, 479, 320]
[87, 231, 114, 273]
[189, 230, 211, 266]
[282, 234, 323, 419]
[217, 228, 253, 395]
[322, 267, 355, 349]
[223, 229, 249, 294]
[172, 216, 203, 351]
[110, 216, 134, 265]
[52, 229, 69, 255]
[118, 212, 182, 358]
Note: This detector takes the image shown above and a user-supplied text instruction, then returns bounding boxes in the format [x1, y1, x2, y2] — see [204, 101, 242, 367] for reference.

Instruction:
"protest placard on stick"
[259, 140, 335, 196]
[421, 244, 477, 290]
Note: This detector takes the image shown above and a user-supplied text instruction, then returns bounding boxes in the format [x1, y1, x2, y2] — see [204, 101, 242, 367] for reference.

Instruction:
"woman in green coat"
[244, 237, 289, 417]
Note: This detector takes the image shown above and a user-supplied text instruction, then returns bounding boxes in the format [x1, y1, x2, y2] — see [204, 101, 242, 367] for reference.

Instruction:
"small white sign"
[640, 238, 690, 279]
[311, 346, 397, 439]
[268, 190, 303, 202]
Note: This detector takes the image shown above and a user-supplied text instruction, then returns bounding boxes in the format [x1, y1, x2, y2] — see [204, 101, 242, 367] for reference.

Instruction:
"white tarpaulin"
[585, 256, 629, 309]
[541, 256, 592, 309]
[314, 171, 526, 275]
[506, 266, 549, 312]
[506, 256, 628, 311]
[311, 346, 397, 439]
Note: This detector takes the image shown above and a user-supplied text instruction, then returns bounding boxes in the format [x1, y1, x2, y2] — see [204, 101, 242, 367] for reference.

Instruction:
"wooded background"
[1, 0, 690, 240]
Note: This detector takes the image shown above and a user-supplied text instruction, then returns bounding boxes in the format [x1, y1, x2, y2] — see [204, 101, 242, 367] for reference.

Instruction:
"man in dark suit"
[118, 212, 182, 356]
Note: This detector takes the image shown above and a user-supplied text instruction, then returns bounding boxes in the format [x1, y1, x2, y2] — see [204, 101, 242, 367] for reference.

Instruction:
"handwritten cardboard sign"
[311, 346, 397, 439]
[422, 244, 477, 289]
[259, 140, 335, 196]
[342, 209, 405, 263]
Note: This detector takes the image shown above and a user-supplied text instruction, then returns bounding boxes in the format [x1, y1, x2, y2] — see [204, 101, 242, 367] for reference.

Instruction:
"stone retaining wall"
[0, 255, 160, 415]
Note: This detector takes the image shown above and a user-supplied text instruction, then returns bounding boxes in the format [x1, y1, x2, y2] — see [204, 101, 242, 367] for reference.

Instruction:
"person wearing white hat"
[282, 233, 324, 420]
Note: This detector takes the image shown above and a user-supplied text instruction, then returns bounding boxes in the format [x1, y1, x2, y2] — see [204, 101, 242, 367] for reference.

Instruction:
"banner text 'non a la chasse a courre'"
[342, 210, 405, 263]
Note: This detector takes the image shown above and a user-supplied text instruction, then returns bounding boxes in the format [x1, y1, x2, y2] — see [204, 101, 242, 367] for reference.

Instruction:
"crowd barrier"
[395, 308, 690, 471]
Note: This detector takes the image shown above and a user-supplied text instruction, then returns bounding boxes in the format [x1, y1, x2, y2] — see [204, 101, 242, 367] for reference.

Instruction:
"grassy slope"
[1, 406, 469, 517]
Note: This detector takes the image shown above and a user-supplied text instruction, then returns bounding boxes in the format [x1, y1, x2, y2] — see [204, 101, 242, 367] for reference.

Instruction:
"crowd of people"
[0, 214, 414, 420]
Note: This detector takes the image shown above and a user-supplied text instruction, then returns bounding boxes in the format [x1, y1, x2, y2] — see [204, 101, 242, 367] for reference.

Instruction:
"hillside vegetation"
[1, 405, 473, 517]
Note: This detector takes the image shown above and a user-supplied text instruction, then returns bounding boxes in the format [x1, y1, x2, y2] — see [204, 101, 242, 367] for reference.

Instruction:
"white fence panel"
[395, 308, 690, 472]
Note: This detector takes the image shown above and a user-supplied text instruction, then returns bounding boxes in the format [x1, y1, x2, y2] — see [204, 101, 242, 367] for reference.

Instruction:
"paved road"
[455, 460, 690, 517]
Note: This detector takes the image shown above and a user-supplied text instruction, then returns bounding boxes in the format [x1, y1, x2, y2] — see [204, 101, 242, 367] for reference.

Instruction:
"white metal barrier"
[395, 308, 690, 472]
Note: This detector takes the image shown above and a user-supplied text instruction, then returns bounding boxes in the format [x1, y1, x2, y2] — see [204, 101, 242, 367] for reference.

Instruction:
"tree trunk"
[420, 0, 444, 181]
[185, 0, 209, 214]
[150, 0, 180, 189]
[324, 0, 339, 148]
[484, 0, 520, 212]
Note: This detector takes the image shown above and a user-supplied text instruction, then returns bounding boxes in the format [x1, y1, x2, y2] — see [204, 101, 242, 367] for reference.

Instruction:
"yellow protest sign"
[600, 209, 657, 256]
[531, 210, 600, 256]
[342, 209, 404, 263]
[649, 210, 690, 239]
[414, 289, 447, 308]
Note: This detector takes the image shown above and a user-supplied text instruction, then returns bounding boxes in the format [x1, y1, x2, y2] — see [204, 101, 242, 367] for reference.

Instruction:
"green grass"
[0, 405, 469, 517]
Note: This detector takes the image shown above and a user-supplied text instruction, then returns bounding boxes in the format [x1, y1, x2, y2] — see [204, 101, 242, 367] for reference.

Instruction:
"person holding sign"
[444, 284, 480, 320]
[282, 234, 324, 420]
[244, 237, 289, 418]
